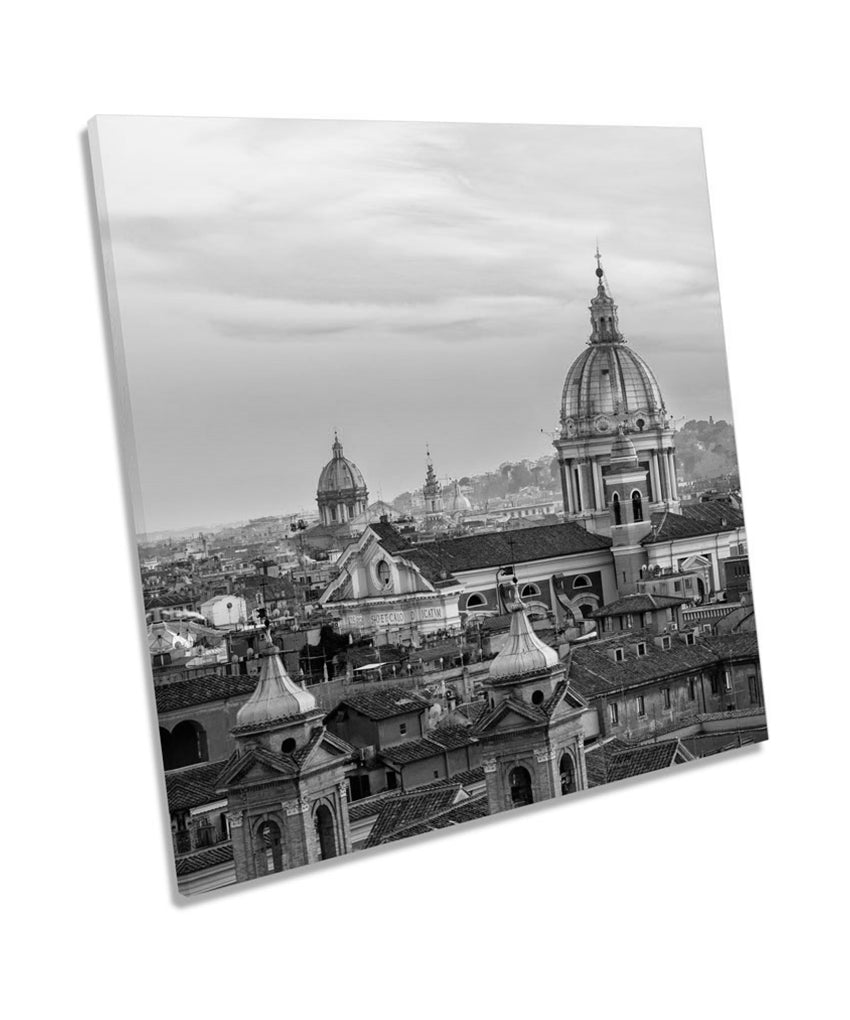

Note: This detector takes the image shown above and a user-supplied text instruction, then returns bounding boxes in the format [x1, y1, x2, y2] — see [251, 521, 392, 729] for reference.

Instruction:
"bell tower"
[422, 445, 445, 529]
[217, 631, 356, 884]
[605, 427, 652, 593]
[472, 584, 589, 813]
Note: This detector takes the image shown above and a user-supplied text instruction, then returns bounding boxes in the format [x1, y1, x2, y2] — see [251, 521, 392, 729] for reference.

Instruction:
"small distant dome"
[445, 480, 472, 514]
[317, 434, 367, 495]
[489, 587, 559, 682]
[608, 428, 639, 469]
[236, 636, 317, 728]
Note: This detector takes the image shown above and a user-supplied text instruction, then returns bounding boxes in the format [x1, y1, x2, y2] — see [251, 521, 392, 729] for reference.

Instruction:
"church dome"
[317, 434, 367, 495]
[445, 481, 472, 514]
[560, 254, 667, 435]
[561, 343, 665, 426]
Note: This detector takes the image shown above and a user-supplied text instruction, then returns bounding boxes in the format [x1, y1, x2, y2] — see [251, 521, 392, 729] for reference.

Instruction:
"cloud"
[93, 117, 732, 532]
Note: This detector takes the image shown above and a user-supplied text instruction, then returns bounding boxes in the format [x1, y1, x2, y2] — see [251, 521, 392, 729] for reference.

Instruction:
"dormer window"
[684, 631, 696, 646]
[614, 648, 625, 663]
[661, 636, 671, 650]
[636, 642, 647, 657]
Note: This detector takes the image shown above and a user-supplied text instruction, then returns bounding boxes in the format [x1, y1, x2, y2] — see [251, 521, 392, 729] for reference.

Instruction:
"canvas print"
[89, 117, 766, 897]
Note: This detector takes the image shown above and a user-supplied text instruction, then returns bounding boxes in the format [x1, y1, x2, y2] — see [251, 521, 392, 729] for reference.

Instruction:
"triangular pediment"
[217, 746, 297, 788]
[473, 697, 545, 736]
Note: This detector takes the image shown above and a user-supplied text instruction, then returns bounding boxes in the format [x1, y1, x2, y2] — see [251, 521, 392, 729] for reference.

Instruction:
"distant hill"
[391, 417, 738, 510]
[674, 419, 738, 482]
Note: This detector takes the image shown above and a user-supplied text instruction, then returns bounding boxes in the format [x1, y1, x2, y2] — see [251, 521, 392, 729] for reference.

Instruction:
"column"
[575, 463, 586, 513]
[660, 448, 671, 501]
[667, 449, 678, 499]
[563, 459, 576, 515]
[592, 457, 604, 510]
[649, 451, 662, 503]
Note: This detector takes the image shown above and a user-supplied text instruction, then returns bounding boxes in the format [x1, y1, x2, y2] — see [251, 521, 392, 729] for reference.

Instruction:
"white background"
[2, 2, 846, 1018]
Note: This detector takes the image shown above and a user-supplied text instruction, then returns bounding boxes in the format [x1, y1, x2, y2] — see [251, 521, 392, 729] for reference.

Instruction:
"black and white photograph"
[90, 116, 765, 896]
[7, 4, 846, 1015]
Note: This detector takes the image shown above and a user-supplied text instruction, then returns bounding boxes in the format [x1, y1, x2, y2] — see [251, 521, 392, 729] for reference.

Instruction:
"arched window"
[572, 575, 592, 590]
[255, 820, 284, 875]
[508, 766, 533, 807]
[632, 490, 643, 522]
[520, 583, 541, 600]
[578, 603, 594, 620]
[169, 720, 208, 769]
[612, 492, 622, 525]
[466, 593, 486, 610]
[314, 804, 337, 860]
[560, 753, 576, 795]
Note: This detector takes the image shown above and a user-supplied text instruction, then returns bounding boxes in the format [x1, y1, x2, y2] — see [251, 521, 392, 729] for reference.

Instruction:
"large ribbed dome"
[561, 343, 665, 424]
[317, 434, 367, 495]
[560, 257, 667, 436]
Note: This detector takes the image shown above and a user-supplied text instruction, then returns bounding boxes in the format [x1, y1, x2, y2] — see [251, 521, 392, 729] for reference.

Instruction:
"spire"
[588, 248, 624, 343]
[332, 431, 343, 458]
[236, 631, 317, 729]
[488, 581, 560, 681]
[424, 444, 439, 489]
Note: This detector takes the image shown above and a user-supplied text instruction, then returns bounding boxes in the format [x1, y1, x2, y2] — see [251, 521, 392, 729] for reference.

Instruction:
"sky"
[92, 117, 733, 535]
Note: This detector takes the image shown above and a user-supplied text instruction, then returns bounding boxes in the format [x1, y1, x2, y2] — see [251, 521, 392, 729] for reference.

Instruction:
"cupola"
[235, 632, 317, 729]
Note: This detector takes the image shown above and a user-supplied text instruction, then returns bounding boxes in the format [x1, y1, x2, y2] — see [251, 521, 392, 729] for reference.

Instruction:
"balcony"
[172, 824, 229, 857]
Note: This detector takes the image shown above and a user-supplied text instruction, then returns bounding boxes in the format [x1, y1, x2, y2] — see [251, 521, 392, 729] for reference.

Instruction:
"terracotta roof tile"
[156, 673, 257, 713]
[403, 521, 612, 574]
[174, 843, 234, 877]
[165, 760, 228, 812]
[334, 686, 433, 721]
[643, 503, 745, 545]
[379, 725, 475, 765]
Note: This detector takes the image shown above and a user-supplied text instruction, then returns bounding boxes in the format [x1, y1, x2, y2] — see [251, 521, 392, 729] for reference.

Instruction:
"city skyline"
[94, 118, 732, 534]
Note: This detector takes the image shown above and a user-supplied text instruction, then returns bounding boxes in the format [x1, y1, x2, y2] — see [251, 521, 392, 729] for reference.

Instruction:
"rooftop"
[333, 685, 433, 721]
[643, 502, 745, 545]
[379, 725, 475, 766]
[585, 738, 689, 787]
[365, 787, 489, 848]
[372, 520, 611, 577]
[567, 632, 759, 699]
[165, 760, 227, 813]
[592, 593, 689, 618]
[155, 673, 258, 714]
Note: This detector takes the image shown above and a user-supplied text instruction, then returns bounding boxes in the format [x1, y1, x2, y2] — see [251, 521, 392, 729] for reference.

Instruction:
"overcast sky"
[92, 117, 732, 535]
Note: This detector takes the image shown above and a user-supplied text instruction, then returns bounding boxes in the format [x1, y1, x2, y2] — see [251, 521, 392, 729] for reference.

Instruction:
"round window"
[281, 737, 296, 754]
[531, 690, 545, 706]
